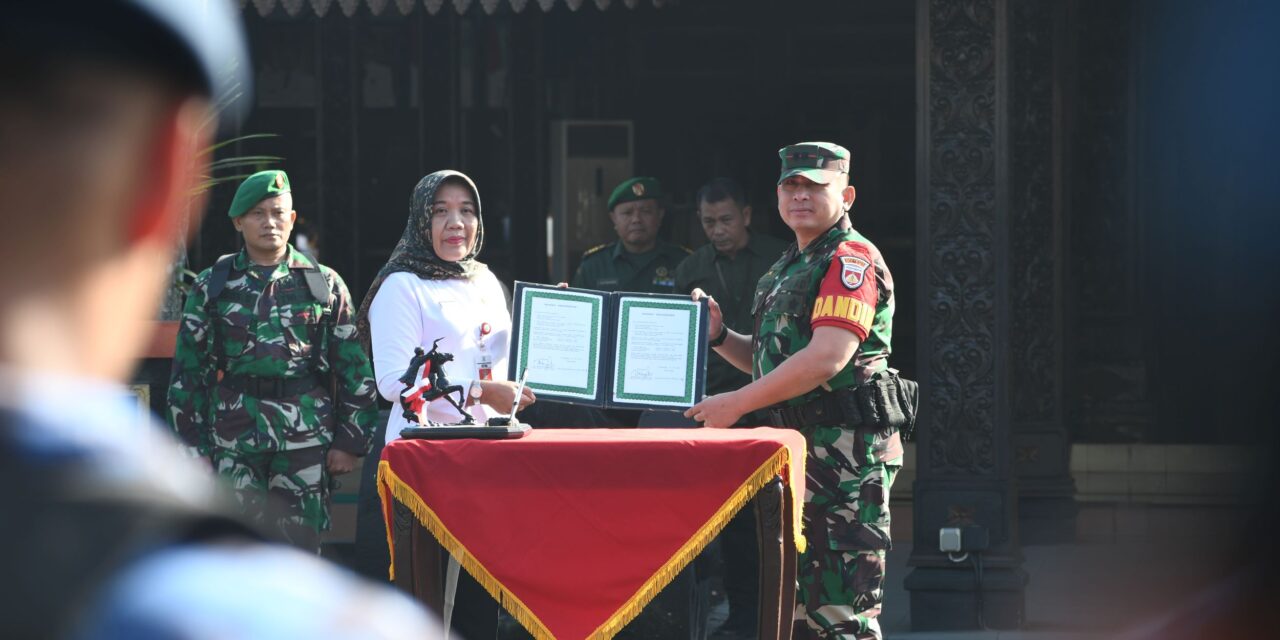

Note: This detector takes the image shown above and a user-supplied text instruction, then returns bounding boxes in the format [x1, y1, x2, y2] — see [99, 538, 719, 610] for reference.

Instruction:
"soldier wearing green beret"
[686, 143, 913, 640]
[570, 176, 691, 294]
[167, 169, 379, 553]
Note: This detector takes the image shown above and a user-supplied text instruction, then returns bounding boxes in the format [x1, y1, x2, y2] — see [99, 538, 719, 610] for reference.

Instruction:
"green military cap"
[228, 170, 291, 218]
[777, 142, 851, 185]
[608, 177, 664, 211]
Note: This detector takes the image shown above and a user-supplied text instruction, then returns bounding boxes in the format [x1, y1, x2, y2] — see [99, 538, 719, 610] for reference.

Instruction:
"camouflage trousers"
[212, 444, 330, 553]
[794, 425, 903, 640]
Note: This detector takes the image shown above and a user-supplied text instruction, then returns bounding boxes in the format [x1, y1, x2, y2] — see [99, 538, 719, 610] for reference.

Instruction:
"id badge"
[477, 321, 494, 380]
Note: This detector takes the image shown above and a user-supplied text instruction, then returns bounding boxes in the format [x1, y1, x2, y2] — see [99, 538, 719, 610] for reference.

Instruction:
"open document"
[509, 282, 709, 411]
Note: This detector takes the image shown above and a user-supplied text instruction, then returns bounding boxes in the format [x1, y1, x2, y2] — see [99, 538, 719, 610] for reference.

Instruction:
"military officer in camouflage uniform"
[168, 169, 379, 553]
[571, 176, 691, 294]
[686, 143, 910, 640]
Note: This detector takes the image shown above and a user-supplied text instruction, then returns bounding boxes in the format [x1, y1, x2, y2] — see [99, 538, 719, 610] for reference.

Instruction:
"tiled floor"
[691, 536, 1235, 639]
[879, 540, 1235, 639]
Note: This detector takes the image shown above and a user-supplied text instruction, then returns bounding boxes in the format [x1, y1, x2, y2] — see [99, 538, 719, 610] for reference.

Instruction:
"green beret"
[607, 177, 664, 211]
[228, 170, 291, 218]
[777, 142, 850, 185]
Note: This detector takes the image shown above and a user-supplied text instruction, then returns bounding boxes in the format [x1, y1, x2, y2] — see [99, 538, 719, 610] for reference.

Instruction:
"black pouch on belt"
[854, 370, 920, 440]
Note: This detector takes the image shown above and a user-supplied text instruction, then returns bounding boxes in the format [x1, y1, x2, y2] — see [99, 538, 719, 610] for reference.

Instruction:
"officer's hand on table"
[685, 391, 745, 429]
[480, 380, 537, 411]
[326, 449, 358, 475]
[555, 282, 569, 288]
[690, 288, 723, 341]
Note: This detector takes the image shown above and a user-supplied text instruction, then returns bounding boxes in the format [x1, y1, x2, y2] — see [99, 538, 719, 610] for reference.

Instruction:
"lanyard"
[476, 322, 493, 380]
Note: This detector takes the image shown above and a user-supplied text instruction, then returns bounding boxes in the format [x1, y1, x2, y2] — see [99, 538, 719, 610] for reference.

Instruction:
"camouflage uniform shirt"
[752, 221, 902, 639]
[168, 245, 378, 458]
[752, 223, 895, 405]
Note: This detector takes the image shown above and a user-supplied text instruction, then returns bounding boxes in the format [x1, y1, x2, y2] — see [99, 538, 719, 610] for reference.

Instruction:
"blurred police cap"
[1, 0, 251, 129]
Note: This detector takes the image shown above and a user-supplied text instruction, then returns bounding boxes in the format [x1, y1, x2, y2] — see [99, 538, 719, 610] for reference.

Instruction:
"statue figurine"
[398, 338, 475, 426]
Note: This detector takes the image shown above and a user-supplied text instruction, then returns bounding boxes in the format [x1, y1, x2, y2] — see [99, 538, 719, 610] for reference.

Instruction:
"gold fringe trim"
[588, 446, 803, 639]
[784, 440, 807, 556]
[378, 445, 805, 640]
[378, 460, 558, 639]
[375, 462, 396, 581]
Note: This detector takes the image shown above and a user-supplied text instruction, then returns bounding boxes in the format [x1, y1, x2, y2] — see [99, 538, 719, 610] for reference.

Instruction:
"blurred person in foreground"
[0, 1, 441, 638]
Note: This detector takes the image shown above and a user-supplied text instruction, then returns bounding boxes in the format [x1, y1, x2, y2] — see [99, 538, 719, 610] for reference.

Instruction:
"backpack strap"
[296, 262, 335, 375]
[205, 254, 237, 374]
[302, 266, 332, 311]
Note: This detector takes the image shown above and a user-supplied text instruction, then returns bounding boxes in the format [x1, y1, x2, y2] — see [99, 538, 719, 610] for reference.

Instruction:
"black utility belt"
[220, 374, 320, 399]
[768, 392, 858, 431]
[767, 372, 919, 438]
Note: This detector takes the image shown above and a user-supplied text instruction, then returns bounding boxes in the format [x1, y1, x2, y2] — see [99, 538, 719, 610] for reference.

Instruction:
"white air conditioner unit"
[549, 120, 634, 282]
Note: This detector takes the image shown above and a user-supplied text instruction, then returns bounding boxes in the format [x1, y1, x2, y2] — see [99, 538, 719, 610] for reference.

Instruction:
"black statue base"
[399, 422, 530, 441]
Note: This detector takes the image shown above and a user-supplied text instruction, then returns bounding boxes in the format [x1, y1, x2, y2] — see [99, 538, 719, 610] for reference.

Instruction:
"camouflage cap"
[607, 177, 664, 211]
[777, 142, 851, 185]
[228, 170, 291, 218]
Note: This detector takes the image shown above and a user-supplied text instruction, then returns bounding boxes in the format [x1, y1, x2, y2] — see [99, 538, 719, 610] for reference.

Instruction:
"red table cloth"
[378, 427, 806, 640]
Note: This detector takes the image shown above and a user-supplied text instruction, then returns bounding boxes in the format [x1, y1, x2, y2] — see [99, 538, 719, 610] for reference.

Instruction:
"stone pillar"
[904, 0, 1027, 630]
[1008, 0, 1076, 544]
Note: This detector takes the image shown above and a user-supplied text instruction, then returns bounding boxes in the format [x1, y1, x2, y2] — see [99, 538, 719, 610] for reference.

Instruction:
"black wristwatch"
[709, 325, 729, 347]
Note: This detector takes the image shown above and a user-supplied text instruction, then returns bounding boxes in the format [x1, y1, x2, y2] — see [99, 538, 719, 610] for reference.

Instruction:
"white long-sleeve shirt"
[368, 270, 512, 443]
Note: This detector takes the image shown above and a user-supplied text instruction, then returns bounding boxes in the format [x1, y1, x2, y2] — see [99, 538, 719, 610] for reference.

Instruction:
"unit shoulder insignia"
[582, 243, 611, 258]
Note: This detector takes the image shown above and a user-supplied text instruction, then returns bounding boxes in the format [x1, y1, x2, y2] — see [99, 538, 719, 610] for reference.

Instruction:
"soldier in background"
[0, 1, 440, 637]
[675, 177, 787, 639]
[686, 143, 915, 640]
[571, 176, 691, 294]
[677, 177, 788, 409]
[168, 169, 379, 553]
[569, 176, 691, 428]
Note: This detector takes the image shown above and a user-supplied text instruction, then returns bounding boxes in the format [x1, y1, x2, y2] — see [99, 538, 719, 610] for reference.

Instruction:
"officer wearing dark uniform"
[675, 178, 787, 639]
[571, 177, 691, 294]
[686, 143, 917, 640]
[677, 178, 789, 405]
